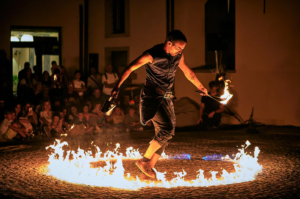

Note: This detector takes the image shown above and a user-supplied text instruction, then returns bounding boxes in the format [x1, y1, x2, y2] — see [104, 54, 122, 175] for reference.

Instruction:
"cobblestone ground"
[0, 126, 299, 198]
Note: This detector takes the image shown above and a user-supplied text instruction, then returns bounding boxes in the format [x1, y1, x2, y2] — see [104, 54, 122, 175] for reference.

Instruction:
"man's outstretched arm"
[111, 53, 153, 97]
[178, 53, 208, 95]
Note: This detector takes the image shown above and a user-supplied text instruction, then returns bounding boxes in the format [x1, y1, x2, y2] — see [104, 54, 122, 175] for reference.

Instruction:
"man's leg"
[136, 99, 175, 178]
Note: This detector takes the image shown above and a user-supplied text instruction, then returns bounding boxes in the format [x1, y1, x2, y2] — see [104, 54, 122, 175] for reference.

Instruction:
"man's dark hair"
[166, 30, 187, 43]
[53, 112, 60, 118]
[51, 61, 57, 65]
[74, 70, 81, 75]
[209, 81, 218, 89]
[4, 109, 13, 115]
[24, 62, 30, 69]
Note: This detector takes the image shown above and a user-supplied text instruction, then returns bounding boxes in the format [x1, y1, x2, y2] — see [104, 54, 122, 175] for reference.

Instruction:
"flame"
[60, 134, 68, 137]
[220, 80, 233, 105]
[44, 140, 262, 190]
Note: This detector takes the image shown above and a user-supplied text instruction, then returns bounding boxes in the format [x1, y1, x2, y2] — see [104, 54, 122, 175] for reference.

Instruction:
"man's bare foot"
[136, 160, 156, 178]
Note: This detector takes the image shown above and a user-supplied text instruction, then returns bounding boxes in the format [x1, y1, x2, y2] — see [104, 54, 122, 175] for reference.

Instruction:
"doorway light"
[21, 34, 33, 42]
[10, 36, 19, 42]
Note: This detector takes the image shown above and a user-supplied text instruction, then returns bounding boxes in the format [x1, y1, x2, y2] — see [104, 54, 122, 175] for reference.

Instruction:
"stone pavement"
[0, 126, 299, 198]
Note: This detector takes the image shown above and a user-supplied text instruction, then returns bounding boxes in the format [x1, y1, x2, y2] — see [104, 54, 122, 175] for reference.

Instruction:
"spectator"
[197, 81, 225, 129]
[52, 100, 62, 112]
[39, 101, 53, 137]
[50, 68, 64, 103]
[89, 88, 106, 106]
[87, 66, 102, 94]
[42, 71, 52, 88]
[64, 81, 80, 105]
[20, 103, 38, 126]
[49, 113, 64, 137]
[51, 61, 61, 75]
[82, 104, 96, 134]
[60, 66, 68, 88]
[73, 70, 87, 98]
[102, 64, 118, 98]
[18, 68, 33, 101]
[31, 65, 42, 83]
[124, 107, 143, 132]
[68, 105, 78, 123]
[28, 82, 43, 107]
[110, 107, 124, 129]
[18, 62, 30, 81]
[92, 103, 106, 128]
[70, 112, 87, 136]
[14, 103, 22, 120]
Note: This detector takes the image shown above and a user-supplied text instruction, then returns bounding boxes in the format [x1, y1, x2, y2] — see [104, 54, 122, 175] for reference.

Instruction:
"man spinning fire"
[111, 30, 208, 179]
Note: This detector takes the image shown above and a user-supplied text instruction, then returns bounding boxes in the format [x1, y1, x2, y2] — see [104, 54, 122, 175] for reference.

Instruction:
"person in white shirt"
[87, 67, 102, 91]
[102, 64, 118, 97]
[73, 70, 87, 97]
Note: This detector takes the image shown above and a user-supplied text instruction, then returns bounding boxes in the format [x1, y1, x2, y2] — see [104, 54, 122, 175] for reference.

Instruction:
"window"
[205, 0, 235, 71]
[105, 0, 129, 37]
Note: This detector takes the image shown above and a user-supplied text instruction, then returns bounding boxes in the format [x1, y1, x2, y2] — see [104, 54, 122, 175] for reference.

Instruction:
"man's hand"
[198, 86, 208, 96]
[208, 111, 215, 118]
[111, 86, 119, 98]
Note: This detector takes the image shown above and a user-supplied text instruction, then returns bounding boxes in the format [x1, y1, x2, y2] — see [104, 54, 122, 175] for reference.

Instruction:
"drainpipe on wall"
[79, 4, 83, 73]
[84, 0, 89, 77]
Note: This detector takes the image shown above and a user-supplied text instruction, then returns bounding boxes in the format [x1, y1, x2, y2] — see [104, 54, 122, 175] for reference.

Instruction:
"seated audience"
[197, 81, 224, 129]
[68, 105, 78, 123]
[87, 66, 102, 94]
[102, 64, 118, 98]
[124, 107, 143, 132]
[0, 110, 28, 142]
[14, 103, 22, 120]
[91, 103, 106, 128]
[73, 70, 87, 98]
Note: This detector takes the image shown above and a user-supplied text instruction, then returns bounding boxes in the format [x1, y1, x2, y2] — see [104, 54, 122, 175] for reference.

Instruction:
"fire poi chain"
[44, 140, 262, 190]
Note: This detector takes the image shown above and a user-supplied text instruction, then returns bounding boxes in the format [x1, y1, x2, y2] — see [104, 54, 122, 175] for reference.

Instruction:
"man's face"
[129, 108, 135, 115]
[83, 106, 89, 113]
[71, 106, 77, 114]
[5, 113, 13, 121]
[94, 89, 101, 98]
[78, 113, 83, 120]
[75, 73, 81, 80]
[168, 40, 186, 56]
[106, 64, 113, 73]
[210, 85, 218, 92]
[91, 68, 96, 75]
[53, 116, 60, 123]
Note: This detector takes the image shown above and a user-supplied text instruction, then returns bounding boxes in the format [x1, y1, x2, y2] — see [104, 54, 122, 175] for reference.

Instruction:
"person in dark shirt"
[64, 81, 79, 106]
[197, 81, 224, 128]
[110, 30, 208, 179]
[89, 88, 106, 107]
[18, 62, 30, 81]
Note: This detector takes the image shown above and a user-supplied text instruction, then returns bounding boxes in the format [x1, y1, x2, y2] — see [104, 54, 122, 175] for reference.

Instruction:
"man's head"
[165, 30, 187, 56]
[24, 62, 30, 70]
[90, 67, 97, 75]
[53, 113, 60, 123]
[93, 88, 101, 98]
[208, 81, 219, 92]
[129, 107, 135, 115]
[83, 104, 89, 113]
[4, 110, 14, 121]
[51, 61, 57, 67]
[105, 64, 113, 73]
[74, 70, 81, 80]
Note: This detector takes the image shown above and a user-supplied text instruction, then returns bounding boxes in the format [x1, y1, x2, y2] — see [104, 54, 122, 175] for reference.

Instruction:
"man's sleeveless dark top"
[144, 43, 182, 91]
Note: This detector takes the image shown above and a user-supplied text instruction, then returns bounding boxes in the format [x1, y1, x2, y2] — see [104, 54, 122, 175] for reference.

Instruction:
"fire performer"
[111, 30, 208, 179]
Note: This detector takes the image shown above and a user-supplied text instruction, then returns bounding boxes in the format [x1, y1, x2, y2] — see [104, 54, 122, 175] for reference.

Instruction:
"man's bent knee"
[153, 130, 173, 146]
